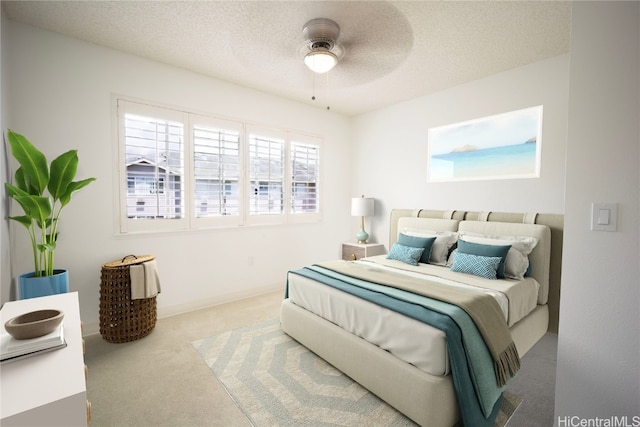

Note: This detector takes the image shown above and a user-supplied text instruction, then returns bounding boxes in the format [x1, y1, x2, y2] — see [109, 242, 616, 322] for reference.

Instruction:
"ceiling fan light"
[304, 50, 337, 74]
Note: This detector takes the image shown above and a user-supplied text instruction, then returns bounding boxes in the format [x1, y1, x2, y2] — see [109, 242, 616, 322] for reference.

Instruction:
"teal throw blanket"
[287, 265, 507, 427]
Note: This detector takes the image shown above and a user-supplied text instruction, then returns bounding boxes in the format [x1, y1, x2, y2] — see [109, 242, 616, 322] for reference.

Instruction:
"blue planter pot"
[18, 270, 69, 300]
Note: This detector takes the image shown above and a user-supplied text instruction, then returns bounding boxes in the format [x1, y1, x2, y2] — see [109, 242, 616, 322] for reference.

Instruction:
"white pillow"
[401, 228, 458, 266]
[458, 232, 539, 280]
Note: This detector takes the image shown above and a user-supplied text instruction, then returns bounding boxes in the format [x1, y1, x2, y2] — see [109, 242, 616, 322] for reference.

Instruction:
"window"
[248, 130, 284, 218]
[192, 116, 242, 223]
[121, 109, 184, 222]
[117, 99, 321, 233]
[291, 141, 320, 213]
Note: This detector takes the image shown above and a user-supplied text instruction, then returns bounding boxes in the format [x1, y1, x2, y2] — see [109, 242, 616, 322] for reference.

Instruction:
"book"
[0, 323, 66, 363]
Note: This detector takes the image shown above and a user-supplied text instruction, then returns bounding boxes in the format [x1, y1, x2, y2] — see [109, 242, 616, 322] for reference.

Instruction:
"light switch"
[591, 203, 617, 231]
[597, 209, 610, 225]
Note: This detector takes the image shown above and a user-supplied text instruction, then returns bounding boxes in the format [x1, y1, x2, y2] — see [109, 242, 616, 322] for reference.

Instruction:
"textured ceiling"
[2, 1, 571, 116]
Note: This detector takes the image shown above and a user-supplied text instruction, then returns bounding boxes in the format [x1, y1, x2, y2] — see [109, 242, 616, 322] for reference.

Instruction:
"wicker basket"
[99, 255, 157, 343]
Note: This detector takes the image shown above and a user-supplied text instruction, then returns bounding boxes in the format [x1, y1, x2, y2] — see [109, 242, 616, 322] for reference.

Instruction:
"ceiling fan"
[300, 18, 345, 74]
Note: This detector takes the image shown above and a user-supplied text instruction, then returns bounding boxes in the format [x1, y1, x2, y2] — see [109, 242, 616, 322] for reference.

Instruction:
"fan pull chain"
[324, 71, 331, 110]
[310, 70, 330, 111]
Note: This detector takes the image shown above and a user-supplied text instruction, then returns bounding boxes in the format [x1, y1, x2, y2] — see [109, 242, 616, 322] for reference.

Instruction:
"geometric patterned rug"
[192, 317, 522, 426]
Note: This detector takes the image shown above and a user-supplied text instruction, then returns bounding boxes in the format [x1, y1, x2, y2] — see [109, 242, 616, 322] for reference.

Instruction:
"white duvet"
[286, 255, 540, 377]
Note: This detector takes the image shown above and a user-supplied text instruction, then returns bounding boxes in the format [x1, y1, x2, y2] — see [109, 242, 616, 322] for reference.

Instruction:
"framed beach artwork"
[427, 106, 543, 182]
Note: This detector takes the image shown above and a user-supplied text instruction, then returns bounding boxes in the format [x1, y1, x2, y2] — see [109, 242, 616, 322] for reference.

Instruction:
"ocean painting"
[427, 106, 542, 182]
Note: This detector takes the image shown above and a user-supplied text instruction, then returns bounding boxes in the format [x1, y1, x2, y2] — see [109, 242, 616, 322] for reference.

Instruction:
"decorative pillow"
[397, 233, 436, 264]
[401, 228, 458, 266]
[455, 240, 511, 279]
[450, 250, 502, 280]
[458, 233, 539, 280]
[525, 261, 532, 277]
[386, 243, 425, 266]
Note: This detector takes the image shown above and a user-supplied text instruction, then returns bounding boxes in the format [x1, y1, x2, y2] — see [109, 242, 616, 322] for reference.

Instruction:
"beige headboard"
[389, 209, 564, 333]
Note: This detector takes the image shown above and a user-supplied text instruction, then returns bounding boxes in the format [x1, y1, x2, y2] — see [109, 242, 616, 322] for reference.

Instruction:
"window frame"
[190, 114, 245, 229]
[287, 133, 322, 224]
[117, 100, 190, 233]
[116, 97, 322, 234]
[245, 125, 286, 226]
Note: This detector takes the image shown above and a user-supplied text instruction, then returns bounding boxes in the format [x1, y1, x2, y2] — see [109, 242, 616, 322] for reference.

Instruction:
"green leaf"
[7, 130, 49, 195]
[13, 194, 52, 226]
[39, 242, 56, 252]
[13, 167, 41, 195]
[7, 184, 51, 224]
[49, 150, 78, 200]
[8, 215, 32, 228]
[5, 182, 28, 199]
[14, 168, 28, 192]
[59, 177, 96, 206]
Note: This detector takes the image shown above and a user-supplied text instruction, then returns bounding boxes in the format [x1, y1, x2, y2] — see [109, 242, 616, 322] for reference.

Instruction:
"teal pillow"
[450, 251, 502, 280]
[386, 243, 425, 266]
[457, 240, 511, 278]
[397, 233, 436, 264]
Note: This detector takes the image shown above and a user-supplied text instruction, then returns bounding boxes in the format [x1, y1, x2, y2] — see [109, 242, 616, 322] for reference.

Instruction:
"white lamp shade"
[304, 50, 338, 74]
[351, 197, 374, 217]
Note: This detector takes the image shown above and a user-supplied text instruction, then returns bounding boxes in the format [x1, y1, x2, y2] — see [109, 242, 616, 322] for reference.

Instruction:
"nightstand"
[1, 292, 89, 426]
[342, 242, 386, 261]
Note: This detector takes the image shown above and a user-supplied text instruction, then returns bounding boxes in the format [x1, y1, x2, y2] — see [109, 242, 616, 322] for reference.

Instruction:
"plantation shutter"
[193, 119, 242, 218]
[291, 140, 320, 214]
[122, 108, 185, 221]
[248, 131, 285, 217]
[117, 98, 322, 233]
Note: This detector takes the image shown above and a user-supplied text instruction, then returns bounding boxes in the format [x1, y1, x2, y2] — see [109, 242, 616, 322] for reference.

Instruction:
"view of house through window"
[117, 99, 322, 233]
[193, 124, 241, 218]
[291, 142, 319, 213]
[124, 113, 184, 219]
[249, 133, 284, 216]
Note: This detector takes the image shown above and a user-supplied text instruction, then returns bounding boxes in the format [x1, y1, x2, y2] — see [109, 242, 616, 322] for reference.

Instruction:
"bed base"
[280, 299, 548, 427]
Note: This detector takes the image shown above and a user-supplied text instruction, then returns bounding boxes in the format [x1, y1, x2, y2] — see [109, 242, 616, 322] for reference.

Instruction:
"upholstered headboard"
[389, 209, 564, 333]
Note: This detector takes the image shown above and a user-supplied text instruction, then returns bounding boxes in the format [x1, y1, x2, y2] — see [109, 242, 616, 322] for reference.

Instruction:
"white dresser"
[1, 292, 89, 426]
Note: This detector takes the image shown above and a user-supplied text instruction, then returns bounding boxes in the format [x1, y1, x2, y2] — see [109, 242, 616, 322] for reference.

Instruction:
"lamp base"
[355, 229, 369, 245]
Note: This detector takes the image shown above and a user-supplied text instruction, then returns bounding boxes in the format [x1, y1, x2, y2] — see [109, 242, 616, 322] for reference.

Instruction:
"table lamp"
[351, 195, 374, 244]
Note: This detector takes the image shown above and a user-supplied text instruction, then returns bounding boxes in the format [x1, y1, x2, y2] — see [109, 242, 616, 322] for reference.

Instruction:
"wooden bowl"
[4, 309, 64, 340]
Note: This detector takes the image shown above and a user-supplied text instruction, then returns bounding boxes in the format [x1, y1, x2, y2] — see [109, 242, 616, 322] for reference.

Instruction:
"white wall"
[0, 8, 10, 302]
[555, 1, 640, 420]
[1, 21, 353, 332]
[351, 54, 570, 247]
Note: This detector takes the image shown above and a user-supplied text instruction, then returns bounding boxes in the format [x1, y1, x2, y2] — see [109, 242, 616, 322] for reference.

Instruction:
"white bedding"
[288, 273, 451, 375]
[287, 255, 541, 377]
[362, 255, 540, 327]
[357, 259, 510, 321]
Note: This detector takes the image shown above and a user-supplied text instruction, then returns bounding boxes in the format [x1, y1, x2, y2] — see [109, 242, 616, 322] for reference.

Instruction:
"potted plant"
[5, 129, 96, 299]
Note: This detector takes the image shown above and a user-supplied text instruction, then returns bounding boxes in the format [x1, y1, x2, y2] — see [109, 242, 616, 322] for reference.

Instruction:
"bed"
[280, 209, 563, 427]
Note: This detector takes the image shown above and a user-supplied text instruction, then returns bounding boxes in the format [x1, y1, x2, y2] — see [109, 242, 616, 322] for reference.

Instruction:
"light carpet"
[192, 318, 522, 427]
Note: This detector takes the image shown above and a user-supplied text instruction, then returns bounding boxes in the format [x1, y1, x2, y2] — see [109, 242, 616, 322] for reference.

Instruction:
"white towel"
[143, 259, 161, 298]
[130, 260, 161, 300]
[130, 264, 146, 299]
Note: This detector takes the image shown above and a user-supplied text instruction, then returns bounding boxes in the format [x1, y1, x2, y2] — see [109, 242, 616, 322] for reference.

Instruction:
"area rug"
[192, 318, 522, 426]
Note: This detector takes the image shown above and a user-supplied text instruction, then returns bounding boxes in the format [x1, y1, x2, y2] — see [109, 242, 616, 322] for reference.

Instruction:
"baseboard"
[157, 282, 283, 319]
[83, 282, 283, 337]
